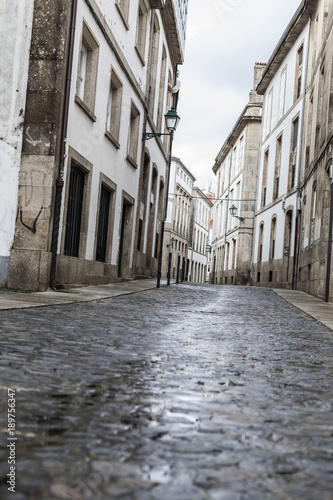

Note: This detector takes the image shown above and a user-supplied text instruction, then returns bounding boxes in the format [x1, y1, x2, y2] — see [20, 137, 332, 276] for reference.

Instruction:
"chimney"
[249, 62, 266, 103]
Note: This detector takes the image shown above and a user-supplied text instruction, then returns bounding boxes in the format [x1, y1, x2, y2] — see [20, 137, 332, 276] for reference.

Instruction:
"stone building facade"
[210, 64, 264, 285]
[1, 0, 188, 290]
[187, 187, 213, 283]
[252, 1, 315, 289]
[161, 156, 195, 282]
[297, 0, 333, 301]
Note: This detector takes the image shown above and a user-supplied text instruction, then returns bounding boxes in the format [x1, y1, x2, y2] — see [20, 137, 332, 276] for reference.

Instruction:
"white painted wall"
[61, 0, 176, 270]
[253, 22, 310, 264]
[0, 0, 34, 281]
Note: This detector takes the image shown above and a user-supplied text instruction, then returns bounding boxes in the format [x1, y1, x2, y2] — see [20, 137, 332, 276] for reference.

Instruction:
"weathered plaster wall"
[0, 0, 34, 286]
[7, 0, 72, 290]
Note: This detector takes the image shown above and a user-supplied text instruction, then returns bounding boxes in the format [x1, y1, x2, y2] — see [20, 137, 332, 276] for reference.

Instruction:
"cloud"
[173, 0, 302, 189]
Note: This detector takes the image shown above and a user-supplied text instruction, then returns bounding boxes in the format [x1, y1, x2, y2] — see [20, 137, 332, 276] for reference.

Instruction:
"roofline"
[192, 187, 214, 207]
[212, 103, 263, 174]
[256, 0, 318, 94]
[171, 156, 196, 181]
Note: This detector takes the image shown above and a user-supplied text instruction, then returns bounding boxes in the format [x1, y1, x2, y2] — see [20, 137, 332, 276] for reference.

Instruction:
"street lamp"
[143, 108, 180, 141]
[166, 237, 175, 248]
[229, 204, 245, 221]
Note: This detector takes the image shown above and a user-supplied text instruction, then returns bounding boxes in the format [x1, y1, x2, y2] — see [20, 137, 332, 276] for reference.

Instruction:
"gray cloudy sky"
[173, 0, 302, 190]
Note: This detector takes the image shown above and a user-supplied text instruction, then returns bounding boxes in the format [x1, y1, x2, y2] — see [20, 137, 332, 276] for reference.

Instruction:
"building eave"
[212, 103, 263, 174]
[161, 0, 185, 64]
[256, 0, 318, 95]
[172, 156, 196, 181]
[192, 187, 214, 207]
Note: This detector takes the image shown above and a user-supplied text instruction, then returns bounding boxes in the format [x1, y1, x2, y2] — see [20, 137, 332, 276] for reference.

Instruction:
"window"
[274, 135, 282, 199]
[265, 88, 273, 136]
[270, 218, 276, 260]
[310, 182, 317, 246]
[96, 186, 111, 262]
[127, 102, 140, 165]
[64, 164, 85, 257]
[295, 44, 304, 101]
[137, 219, 143, 251]
[279, 68, 287, 119]
[258, 223, 264, 262]
[238, 137, 244, 171]
[135, 1, 148, 64]
[262, 149, 269, 207]
[106, 70, 123, 143]
[290, 118, 299, 189]
[76, 23, 99, 115]
[156, 47, 167, 132]
[232, 147, 237, 179]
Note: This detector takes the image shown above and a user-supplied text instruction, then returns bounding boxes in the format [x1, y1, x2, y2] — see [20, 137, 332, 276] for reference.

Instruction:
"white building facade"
[2, 0, 189, 290]
[252, 2, 314, 288]
[162, 156, 195, 282]
[187, 187, 212, 283]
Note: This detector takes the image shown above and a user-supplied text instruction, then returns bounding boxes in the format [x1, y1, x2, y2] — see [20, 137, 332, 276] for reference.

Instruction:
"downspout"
[293, 20, 311, 290]
[249, 105, 264, 285]
[50, 0, 78, 288]
[325, 163, 333, 302]
[157, 64, 178, 288]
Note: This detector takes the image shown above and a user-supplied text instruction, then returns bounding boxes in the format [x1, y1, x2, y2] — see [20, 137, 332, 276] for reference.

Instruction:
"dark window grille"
[269, 270, 273, 282]
[259, 243, 263, 262]
[137, 218, 143, 251]
[297, 76, 302, 98]
[272, 239, 275, 260]
[257, 272, 261, 283]
[64, 165, 85, 257]
[293, 119, 299, 150]
[291, 164, 296, 188]
[96, 186, 110, 262]
[154, 232, 159, 259]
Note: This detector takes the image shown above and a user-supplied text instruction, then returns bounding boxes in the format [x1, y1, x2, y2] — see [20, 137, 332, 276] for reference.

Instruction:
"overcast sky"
[172, 0, 302, 191]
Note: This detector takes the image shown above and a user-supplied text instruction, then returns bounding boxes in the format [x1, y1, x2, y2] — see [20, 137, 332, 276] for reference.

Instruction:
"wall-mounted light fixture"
[143, 108, 180, 141]
[229, 204, 245, 222]
[166, 237, 175, 248]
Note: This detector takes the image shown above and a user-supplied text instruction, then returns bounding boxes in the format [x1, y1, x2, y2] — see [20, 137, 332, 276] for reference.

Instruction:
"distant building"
[187, 187, 213, 283]
[162, 156, 195, 282]
[1, 0, 189, 290]
[211, 64, 264, 285]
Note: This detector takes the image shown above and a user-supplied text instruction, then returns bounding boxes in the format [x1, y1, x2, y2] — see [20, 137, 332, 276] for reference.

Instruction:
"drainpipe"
[325, 164, 333, 302]
[157, 64, 178, 288]
[50, 0, 78, 289]
[293, 21, 310, 290]
[221, 152, 232, 285]
[249, 105, 264, 285]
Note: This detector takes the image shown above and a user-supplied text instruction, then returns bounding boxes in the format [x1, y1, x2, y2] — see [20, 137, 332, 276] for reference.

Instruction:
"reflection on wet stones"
[0, 285, 332, 499]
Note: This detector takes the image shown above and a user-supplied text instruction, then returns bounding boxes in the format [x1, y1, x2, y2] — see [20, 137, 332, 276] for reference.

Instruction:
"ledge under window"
[126, 154, 138, 169]
[105, 130, 120, 149]
[75, 95, 97, 122]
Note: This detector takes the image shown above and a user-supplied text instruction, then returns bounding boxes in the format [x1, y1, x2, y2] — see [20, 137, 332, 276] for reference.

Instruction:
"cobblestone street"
[0, 284, 333, 500]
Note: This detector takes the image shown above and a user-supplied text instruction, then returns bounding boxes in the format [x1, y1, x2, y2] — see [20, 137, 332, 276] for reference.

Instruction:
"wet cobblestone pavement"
[0, 284, 333, 500]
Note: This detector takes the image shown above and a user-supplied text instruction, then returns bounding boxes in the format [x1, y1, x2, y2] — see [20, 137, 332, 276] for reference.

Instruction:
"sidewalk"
[0, 279, 173, 311]
[273, 288, 333, 332]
